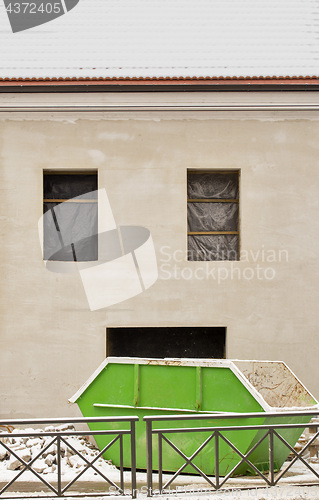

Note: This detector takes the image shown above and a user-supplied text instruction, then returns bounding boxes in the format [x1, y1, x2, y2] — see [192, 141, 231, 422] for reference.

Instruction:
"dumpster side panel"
[139, 364, 197, 410]
[76, 362, 135, 406]
[202, 367, 264, 413]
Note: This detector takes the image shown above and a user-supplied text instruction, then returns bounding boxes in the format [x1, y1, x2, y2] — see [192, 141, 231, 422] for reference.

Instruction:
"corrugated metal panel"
[0, 0, 318, 79]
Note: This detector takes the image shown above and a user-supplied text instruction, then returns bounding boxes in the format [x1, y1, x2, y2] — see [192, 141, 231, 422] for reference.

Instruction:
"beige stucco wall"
[1, 94, 319, 417]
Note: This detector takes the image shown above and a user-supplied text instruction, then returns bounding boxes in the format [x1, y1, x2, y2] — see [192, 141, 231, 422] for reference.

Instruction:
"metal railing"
[144, 411, 319, 496]
[0, 416, 138, 498]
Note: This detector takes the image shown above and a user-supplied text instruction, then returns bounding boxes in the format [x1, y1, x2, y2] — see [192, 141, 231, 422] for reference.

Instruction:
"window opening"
[106, 327, 226, 359]
[43, 171, 98, 262]
[187, 170, 240, 261]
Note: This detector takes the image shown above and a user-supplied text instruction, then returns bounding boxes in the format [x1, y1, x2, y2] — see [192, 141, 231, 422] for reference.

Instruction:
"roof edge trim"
[2, 76, 319, 87]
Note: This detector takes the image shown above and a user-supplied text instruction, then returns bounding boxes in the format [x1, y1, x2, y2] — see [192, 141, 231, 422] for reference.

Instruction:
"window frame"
[187, 169, 240, 261]
[43, 169, 98, 262]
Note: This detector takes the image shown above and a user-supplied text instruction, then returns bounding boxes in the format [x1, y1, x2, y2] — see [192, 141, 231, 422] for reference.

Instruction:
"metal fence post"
[130, 419, 137, 499]
[269, 428, 274, 486]
[119, 434, 124, 494]
[146, 419, 153, 497]
[57, 434, 62, 497]
[158, 432, 163, 493]
[215, 431, 219, 490]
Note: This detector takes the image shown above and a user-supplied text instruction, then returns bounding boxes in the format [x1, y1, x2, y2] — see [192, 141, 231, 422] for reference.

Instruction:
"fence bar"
[158, 433, 163, 493]
[130, 419, 137, 499]
[148, 422, 319, 434]
[214, 431, 219, 490]
[119, 434, 124, 494]
[0, 416, 138, 426]
[143, 410, 319, 422]
[56, 435, 62, 497]
[269, 428, 274, 486]
[0, 429, 132, 438]
[146, 419, 153, 497]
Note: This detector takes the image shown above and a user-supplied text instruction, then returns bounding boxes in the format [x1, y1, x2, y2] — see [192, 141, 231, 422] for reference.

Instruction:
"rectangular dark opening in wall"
[43, 170, 98, 262]
[106, 327, 226, 359]
[187, 170, 240, 261]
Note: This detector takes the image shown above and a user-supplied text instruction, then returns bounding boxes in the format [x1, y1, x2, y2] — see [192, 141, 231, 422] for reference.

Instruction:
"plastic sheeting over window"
[43, 172, 98, 262]
[187, 172, 239, 200]
[187, 171, 239, 261]
[188, 234, 239, 261]
[188, 203, 239, 232]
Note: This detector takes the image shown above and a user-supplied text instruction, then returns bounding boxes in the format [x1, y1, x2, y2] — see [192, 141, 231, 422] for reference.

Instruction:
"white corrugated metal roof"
[0, 0, 318, 80]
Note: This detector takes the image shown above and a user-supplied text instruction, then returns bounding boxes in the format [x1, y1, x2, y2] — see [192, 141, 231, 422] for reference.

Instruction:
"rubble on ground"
[293, 417, 319, 462]
[0, 424, 116, 474]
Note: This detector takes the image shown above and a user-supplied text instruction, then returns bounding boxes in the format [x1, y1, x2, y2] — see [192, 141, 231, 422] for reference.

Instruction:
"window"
[106, 327, 226, 359]
[43, 171, 98, 262]
[187, 170, 239, 261]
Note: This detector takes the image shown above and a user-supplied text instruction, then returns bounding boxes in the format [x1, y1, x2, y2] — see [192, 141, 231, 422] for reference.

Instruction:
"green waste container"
[69, 357, 318, 476]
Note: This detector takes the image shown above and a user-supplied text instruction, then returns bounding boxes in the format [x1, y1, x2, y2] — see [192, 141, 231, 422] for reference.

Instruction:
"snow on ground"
[0, 423, 118, 482]
[2, 461, 319, 500]
[6, 484, 319, 500]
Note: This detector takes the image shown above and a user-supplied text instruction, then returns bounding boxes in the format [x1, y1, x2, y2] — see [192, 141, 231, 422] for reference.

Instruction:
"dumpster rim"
[68, 356, 318, 412]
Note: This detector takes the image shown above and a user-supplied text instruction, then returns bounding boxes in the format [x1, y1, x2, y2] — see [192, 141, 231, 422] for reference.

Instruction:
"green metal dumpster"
[69, 357, 318, 476]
